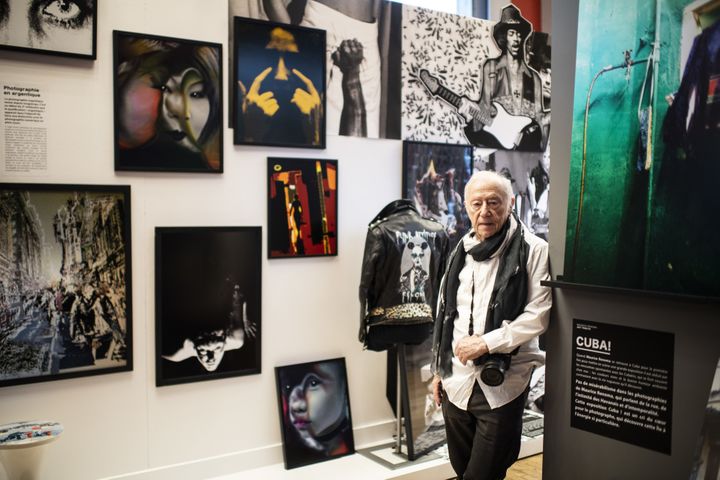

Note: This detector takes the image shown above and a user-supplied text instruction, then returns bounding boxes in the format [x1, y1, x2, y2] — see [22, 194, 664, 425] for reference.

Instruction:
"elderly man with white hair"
[431, 170, 552, 480]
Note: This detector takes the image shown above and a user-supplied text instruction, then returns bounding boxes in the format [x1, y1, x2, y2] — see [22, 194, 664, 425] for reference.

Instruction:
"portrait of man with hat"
[457, 4, 549, 151]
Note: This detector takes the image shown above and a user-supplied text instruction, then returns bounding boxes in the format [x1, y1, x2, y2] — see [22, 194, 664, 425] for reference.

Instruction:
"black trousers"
[442, 381, 528, 480]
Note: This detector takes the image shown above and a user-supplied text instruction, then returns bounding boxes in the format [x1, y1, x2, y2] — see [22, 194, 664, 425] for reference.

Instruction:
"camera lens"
[480, 365, 504, 386]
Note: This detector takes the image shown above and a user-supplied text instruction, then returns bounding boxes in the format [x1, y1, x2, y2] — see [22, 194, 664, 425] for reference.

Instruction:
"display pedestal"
[543, 282, 720, 479]
[0, 421, 63, 480]
[0, 438, 56, 480]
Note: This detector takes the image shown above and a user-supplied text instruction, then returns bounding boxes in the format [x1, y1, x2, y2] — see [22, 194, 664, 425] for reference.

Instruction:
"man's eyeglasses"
[466, 198, 504, 213]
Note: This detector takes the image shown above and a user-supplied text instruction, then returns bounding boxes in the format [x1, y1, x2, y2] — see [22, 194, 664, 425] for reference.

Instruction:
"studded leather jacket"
[358, 200, 450, 351]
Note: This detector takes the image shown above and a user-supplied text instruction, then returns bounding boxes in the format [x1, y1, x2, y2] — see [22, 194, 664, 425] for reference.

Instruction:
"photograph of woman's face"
[277, 358, 354, 469]
[287, 362, 345, 444]
[158, 67, 211, 153]
[0, 0, 95, 56]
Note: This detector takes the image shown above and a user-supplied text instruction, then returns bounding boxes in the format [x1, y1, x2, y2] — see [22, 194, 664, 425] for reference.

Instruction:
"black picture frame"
[275, 357, 355, 470]
[0, 183, 132, 388]
[155, 226, 261, 387]
[267, 157, 338, 258]
[401, 140, 474, 248]
[233, 16, 326, 149]
[113, 30, 224, 173]
[398, 340, 447, 460]
[475, 149, 551, 241]
[0, 0, 97, 60]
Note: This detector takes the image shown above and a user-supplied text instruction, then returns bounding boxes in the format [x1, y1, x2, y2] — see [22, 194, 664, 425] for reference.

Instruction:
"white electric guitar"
[418, 69, 540, 150]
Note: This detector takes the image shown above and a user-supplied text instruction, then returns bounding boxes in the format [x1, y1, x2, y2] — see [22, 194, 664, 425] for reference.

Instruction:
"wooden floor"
[506, 454, 542, 480]
[443, 454, 542, 480]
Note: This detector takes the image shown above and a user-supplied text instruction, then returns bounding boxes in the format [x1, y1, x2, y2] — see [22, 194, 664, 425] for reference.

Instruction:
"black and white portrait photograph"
[0, 0, 97, 59]
[155, 227, 261, 387]
[405, 4, 551, 151]
[229, 0, 403, 139]
[0, 184, 131, 388]
[474, 148, 550, 240]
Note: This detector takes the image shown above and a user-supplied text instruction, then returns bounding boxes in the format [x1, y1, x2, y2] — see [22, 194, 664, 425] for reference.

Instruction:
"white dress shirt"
[442, 217, 551, 410]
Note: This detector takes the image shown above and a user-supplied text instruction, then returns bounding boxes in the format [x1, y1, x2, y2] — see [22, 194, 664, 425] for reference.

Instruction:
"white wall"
[0, 1, 401, 478]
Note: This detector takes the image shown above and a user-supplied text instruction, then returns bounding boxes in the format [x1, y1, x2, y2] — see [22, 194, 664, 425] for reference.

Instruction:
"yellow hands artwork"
[240, 66, 321, 117]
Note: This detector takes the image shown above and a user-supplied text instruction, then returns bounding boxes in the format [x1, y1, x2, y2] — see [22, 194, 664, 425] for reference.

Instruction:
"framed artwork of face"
[113, 30, 223, 173]
[275, 357, 355, 469]
[155, 227, 261, 387]
[0, 183, 132, 388]
[0, 0, 97, 59]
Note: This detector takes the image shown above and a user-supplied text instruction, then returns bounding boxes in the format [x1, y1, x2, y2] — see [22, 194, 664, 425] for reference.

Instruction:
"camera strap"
[468, 271, 475, 336]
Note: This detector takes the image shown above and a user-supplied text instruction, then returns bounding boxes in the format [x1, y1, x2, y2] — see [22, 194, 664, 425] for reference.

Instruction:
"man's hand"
[432, 375, 443, 407]
[244, 67, 279, 116]
[290, 68, 321, 115]
[331, 39, 364, 74]
[291, 68, 322, 144]
[454, 334, 489, 364]
[332, 39, 367, 136]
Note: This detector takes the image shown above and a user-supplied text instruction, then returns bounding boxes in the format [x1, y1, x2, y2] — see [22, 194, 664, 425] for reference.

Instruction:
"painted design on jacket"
[396, 232, 434, 303]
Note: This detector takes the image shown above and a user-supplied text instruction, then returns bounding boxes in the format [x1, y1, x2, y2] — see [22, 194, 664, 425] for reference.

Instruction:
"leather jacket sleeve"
[358, 226, 385, 343]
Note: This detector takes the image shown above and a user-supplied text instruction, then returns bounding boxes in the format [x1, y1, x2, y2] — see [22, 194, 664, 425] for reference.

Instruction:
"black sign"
[571, 319, 674, 454]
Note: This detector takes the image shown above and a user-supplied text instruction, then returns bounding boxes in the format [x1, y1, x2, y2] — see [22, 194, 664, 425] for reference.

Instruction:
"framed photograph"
[155, 227, 261, 387]
[0, 183, 132, 388]
[475, 149, 550, 241]
[233, 17, 326, 148]
[229, 1, 403, 139]
[402, 141, 473, 247]
[113, 31, 223, 173]
[275, 357, 355, 469]
[0, 0, 97, 59]
[268, 157, 337, 258]
[399, 340, 447, 460]
[562, 0, 720, 298]
[404, 4, 550, 151]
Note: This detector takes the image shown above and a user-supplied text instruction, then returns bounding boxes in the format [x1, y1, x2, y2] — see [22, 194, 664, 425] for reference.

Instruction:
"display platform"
[210, 415, 543, 480]
[208, 447, 455, 480]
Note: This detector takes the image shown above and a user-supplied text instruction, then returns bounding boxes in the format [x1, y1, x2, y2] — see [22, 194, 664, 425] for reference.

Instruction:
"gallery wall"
[0, 1, 402, 478]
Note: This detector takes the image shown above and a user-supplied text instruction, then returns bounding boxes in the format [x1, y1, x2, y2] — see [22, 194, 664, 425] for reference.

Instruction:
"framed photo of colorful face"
[0, 0, 97, 59]
[267, 157, 337, 258]
[275, 357, 355, 470]
[233, 17, 326, 148]
[113, 31, 223, 173]
[155, 227, 261, 387]
[402, 141, 474, 248]
[0, 183, 132, 388]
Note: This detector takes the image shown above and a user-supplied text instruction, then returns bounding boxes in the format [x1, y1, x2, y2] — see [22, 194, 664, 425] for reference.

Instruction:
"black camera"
[475, 354, 512, 387]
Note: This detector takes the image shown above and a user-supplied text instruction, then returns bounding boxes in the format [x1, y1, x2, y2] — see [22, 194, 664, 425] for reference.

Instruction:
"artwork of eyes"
[0, 0, 97, 59]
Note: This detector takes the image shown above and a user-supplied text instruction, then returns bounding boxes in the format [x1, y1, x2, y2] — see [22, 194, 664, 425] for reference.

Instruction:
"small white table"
[0, 421, 63, 480]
